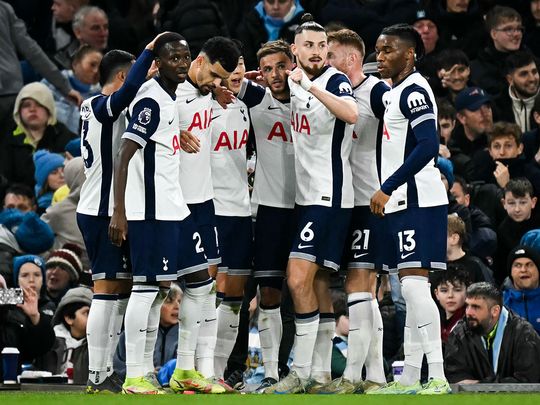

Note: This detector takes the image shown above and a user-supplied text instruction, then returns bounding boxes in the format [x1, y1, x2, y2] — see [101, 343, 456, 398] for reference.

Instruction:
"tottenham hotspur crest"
[138, 107, 152, 125]
[162, 257, 168, 271]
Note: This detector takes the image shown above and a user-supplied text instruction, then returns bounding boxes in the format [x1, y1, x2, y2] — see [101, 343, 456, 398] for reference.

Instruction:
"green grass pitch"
[1, 393, 540, 405]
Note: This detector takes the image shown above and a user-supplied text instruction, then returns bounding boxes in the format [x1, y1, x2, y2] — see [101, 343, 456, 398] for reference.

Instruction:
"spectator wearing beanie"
[36, 286, 92, 384]
[502, 245, 540, 334]
[0, 256, 56, 378]
[45, 243, 84, 305]
[2, 82, 76, 190]
[33, 150, 66, 214]
[13, 254, 55, 316]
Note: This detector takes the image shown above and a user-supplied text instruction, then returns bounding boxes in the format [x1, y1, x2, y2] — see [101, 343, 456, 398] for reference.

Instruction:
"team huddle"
[77, 14, 451, 395]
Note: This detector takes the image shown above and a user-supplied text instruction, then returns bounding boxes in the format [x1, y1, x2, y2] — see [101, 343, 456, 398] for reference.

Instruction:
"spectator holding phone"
[0, 255, 55, 378]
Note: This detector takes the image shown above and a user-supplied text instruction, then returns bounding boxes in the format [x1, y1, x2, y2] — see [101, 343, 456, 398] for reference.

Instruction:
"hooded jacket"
[445, 308, 540, 383]
[495, 86, 539, 133]
[2, 83, 76, 188]
[503, 284, 540, 335]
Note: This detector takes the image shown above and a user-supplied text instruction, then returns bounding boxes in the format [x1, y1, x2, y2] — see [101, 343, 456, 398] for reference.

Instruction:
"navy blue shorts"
[177, 214, 210, 277]
[289, 205, 352, 271]
[187, 200, 221, 265]
[128, 220, 179, 283]
[253, 205, 297, 280]
[77, 213, 131, 281]
[385, 205, 447, 272]
[215, 215, 253, 276]
[346, 206, 390, 273]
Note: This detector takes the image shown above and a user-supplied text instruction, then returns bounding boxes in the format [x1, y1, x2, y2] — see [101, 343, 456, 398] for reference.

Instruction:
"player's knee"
[287, 273, 310, 297]
[260, 286, 281, 307]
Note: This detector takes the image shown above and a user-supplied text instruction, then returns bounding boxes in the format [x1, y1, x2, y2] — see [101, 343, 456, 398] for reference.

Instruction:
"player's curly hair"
[381, 23, 425, 62]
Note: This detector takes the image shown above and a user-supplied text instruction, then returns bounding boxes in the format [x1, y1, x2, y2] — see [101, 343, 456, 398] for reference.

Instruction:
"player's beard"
[298, 59, 324, 77]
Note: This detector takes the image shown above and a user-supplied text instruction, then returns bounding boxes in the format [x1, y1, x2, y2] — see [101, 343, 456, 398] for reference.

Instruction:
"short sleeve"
[123, 97, 160, 148]
[326, 73, 355, 99]
[398, 85, 436, 129]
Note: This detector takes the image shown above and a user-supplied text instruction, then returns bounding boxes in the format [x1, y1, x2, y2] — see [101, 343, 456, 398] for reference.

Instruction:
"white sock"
[311, 313, 335, 384]
[258, 306, 282, 381]
[176, 279, 213, 371]
[87, 294, 116, 384]
[124, 285, 159, 378]
[365, 298, 386, 384]
[195, 282, 217, 378]
[144, 288, 168, 374]
[401, 276, 445, 380]
[291, 311, 319, 380]
[399, 286, 423, 386]
[343, 292, 372, 383]
[214, 298, 242, 379]
[107, 295, 129, 376]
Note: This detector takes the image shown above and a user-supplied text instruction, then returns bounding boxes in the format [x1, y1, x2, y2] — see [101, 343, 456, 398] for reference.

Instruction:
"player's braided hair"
[381, 23, 425, 62]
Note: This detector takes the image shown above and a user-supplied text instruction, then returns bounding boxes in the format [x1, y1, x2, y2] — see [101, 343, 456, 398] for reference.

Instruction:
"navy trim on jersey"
[154, 76, 176, 100]
[125, 97, 161, 147]
[331, 120, 345, 207]
[144, 142, 156, 219]
[240, 80, 266, 108]
[98, 121, 113, 216]
[370, 80, 389, 120]
[380, 85, 438, 196]
[326, 72, 354, 99]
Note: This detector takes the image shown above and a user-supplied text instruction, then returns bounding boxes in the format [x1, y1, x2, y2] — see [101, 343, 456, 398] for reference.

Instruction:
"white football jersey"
[77, 95, 127, 216]
[176, 78, 214, 204]
[239, 79, 295, 209]
[380, 71, 448, 213]
[350, 76, 389, 206]
[288, 66, 355, 208]
[210, 98, 251, 216]
[123, 78, 190, 221]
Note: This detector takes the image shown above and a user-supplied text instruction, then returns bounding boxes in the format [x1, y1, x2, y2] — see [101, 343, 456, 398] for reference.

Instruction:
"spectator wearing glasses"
[471, 6, 526, 99]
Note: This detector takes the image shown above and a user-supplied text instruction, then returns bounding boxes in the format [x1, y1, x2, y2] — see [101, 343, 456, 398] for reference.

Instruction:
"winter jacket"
[471, 46, 521, 98]
[0, 302, 55, 377]
[445, 308, 540, 383]
[159, 0, 229, 61]
[236, 0, 305, 70]
[429, 0, 486, 59]
[495, 86, 539, 133]
[522, 128, 540, 162]
[503, 283, 540, 335]
[1, 122, 76, 189]
[35, 323, 89, 384]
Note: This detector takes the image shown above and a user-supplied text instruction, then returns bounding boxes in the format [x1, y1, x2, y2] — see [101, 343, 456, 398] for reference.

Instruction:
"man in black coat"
[445, 282, 540, 384]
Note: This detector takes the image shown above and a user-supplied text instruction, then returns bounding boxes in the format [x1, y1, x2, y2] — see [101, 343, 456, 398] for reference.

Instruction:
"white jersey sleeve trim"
[106, 96, 113, 118]
[123, 132, 147, 147]
[410, 113, 436, 128]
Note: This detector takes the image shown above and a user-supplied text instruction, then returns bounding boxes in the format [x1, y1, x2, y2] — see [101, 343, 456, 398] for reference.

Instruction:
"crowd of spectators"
[1, 0, 540, 387]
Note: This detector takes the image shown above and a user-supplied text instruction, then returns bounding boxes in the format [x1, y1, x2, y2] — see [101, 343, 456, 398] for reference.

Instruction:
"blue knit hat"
[33, 150, 64, 194]
[15, 212, 54, 254]
[12, 255, 46, 286]
[64, 138, 81, 158]
[437, 157, 454, 188]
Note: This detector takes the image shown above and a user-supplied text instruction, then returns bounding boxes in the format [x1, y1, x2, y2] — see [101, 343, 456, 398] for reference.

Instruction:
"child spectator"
[502, 245, 540, 334]
[496, 178, 540, 284]
[433, 268, 471, 345]
[434, 49, 473, 105]
[45, 243, 84, 306]
[33, 150, 66, 214]
[471, 122, 540, 194]
[0, 255, 56, 378]
[42, 44, 102, 133]
[4, 82, 76, 189]
[37, 286, 92, 384]
[438, 100, 457, 152]
[446, 214, 492, 283]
